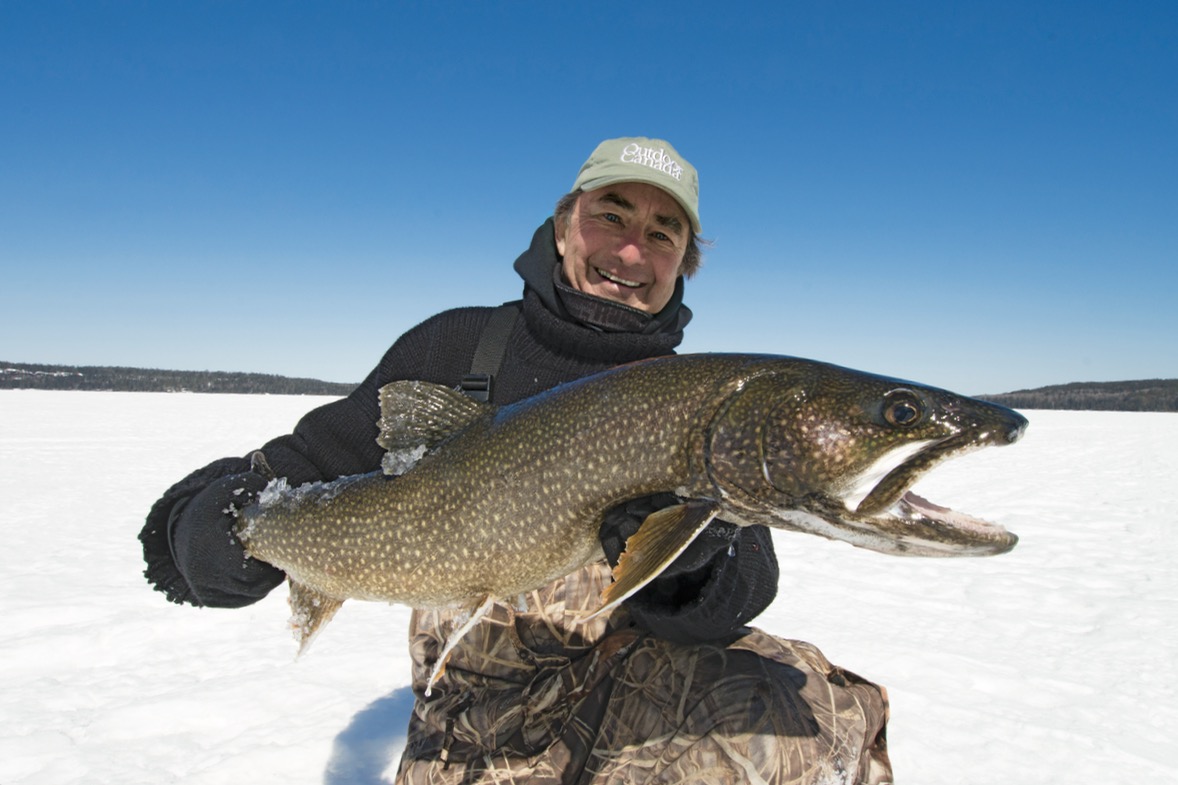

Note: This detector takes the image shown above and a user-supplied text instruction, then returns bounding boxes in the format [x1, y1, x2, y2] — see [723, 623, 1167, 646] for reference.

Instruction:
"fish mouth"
[890, 490, 1017, 554]
[837, 426, 1024, 557]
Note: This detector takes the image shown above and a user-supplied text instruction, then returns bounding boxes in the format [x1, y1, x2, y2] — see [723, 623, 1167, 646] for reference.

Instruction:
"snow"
[1, 389, 1175, 784]
[380, 444, 428, 477]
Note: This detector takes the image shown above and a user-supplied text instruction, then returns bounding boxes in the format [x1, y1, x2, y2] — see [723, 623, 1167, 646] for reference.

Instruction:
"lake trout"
[236, 353, 1026, 676]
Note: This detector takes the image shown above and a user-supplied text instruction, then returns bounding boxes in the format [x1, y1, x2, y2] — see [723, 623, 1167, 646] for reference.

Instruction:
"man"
[140, 137, 892, 783]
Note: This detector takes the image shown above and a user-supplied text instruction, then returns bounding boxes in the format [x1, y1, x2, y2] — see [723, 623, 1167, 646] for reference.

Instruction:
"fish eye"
[883, 389, 925, 428]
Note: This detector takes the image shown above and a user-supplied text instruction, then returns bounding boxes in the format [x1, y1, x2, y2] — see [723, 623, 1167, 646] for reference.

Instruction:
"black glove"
[600, 494, 778, 644]
[168, 471, 285, 608]
[601, 493, 739, 598]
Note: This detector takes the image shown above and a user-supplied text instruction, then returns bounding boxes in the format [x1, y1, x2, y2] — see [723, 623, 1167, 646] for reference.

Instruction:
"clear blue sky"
[2, 1, 1174, 395]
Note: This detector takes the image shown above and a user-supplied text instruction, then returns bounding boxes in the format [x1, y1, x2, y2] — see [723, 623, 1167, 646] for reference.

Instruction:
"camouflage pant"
[395, 571, 891, 785]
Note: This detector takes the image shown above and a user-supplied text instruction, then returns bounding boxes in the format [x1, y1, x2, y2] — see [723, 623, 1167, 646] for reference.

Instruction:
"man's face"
[555, 182, 689, 313]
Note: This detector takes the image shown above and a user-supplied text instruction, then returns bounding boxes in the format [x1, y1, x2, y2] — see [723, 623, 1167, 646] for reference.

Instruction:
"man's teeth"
[596, 268, 642, 288]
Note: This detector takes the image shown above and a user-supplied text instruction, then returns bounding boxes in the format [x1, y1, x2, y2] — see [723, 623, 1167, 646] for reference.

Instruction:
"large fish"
[237, 353, 1026, 678]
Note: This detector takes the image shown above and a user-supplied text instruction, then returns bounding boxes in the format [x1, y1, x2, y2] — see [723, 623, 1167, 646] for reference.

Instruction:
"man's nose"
[614, 228, 644, 264]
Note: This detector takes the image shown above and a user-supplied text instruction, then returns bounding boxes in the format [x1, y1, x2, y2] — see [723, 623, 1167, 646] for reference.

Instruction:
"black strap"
[461, 301, 521, 402]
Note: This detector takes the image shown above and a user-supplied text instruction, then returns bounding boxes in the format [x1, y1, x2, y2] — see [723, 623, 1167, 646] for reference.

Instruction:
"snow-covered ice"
[1, 390, 1175, 784]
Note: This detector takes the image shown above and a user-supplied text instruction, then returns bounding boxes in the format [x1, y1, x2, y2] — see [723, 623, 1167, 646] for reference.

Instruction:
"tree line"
[0, 362, 354, 396]
[4, 361, 1176, 411]
[979, 379, 1178, 412]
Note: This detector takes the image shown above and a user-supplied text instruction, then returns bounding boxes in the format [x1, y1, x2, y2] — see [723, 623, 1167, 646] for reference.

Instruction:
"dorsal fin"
[377, 380, 494, 455]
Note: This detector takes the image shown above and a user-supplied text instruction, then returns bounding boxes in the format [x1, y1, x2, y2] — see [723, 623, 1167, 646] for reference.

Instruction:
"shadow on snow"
[325, 685, 417, 784]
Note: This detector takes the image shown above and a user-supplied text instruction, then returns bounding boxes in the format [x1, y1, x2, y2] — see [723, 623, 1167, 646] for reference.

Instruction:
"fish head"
[704, 358, 1028, 556]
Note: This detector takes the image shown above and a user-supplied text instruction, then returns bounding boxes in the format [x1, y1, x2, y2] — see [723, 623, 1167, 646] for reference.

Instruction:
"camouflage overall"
[395, 561, 892, 784]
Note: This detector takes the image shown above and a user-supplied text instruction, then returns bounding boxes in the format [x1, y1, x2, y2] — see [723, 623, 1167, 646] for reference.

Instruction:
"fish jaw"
[703, 359, 1029, 557]
[770, 488, 1020, 557]
[735, 430, 1023, 557]
[826, 406, 1026, 555]
[852, 411, 1028, 518]
[832, 416, 1024, 555]
[801, 415, 1025, 557]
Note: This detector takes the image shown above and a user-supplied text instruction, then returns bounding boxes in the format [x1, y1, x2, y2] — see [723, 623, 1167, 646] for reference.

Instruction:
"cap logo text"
[620, 142, 684, 181]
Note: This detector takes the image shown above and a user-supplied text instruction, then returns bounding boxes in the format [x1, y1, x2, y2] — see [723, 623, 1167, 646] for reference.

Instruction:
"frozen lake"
[1, 390, 1175, 783]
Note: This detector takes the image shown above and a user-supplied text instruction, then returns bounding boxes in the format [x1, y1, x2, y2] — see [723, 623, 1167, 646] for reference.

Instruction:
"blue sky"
[2, 1, 1174, 395]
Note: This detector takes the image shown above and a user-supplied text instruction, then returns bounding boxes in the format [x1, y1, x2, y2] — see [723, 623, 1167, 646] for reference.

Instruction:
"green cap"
[571, 137, 701, 233]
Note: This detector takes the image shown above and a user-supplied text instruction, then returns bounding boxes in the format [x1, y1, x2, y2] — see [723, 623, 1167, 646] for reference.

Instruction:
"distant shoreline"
[978, 379, 1178, 413]
[3, 361, 1175, 412]
[1, 362, 353, 396]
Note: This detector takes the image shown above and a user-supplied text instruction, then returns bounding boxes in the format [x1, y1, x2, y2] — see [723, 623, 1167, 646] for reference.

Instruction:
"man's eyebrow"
[598, 191, 635, 212]
[655, 213, 685, 236]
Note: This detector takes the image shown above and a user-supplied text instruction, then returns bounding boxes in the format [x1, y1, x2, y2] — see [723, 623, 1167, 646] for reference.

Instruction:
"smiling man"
[557, 182, 688, 311]
[141, 137, 892, 784]
[555, 138, 701, 315]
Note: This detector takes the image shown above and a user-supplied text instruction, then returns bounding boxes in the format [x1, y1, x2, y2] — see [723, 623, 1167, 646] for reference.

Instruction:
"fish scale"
[236, 353, 1026, 662]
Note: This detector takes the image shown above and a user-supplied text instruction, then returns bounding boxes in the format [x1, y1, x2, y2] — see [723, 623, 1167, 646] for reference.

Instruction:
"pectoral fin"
[586, 500, 722, 621]
[287, 580, 345, 655]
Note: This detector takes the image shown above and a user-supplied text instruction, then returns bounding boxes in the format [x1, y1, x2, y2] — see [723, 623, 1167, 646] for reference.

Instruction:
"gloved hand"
[600, 493, 739, 585]
[600, 493, 741, 610]
[168, 471, 285, 607]
[600, 493, 778, 644]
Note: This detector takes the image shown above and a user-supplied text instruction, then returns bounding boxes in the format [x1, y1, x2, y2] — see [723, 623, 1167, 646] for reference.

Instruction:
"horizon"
[3, 357, 1177, 399]
[2, 2, 1175, 395]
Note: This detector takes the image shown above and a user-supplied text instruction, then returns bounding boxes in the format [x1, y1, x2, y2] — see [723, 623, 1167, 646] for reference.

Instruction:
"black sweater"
[140, 219, 778, 642]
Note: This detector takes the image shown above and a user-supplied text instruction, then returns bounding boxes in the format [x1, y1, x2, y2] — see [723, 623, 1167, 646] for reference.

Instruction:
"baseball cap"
[571, 137, 701, 233]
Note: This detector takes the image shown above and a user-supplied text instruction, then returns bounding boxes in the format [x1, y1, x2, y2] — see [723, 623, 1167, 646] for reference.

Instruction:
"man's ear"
[553, 218, 567, 256]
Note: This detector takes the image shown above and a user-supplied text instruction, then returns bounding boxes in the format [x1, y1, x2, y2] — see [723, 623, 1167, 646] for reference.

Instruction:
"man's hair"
[553, 191, 704, 278]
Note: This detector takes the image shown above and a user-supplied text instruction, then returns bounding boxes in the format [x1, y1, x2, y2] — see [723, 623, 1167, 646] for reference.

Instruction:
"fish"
[235, 353, 1027, 684]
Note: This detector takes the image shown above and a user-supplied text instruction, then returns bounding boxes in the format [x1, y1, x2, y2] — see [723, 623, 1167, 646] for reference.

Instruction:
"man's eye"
[651, 231, 670, 242]
[603, 213, 622, 224]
